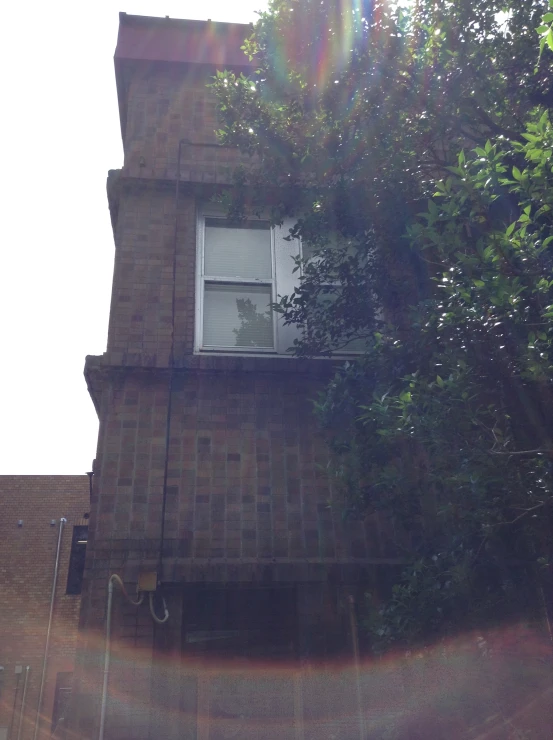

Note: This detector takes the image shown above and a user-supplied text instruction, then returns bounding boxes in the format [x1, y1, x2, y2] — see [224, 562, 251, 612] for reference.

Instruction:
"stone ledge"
[87, 556, 407, 585]
[84, 351, 338, 412]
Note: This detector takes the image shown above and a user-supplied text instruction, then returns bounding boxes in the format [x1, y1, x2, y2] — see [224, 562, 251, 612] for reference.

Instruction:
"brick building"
[0, 476, 90, 740]
[69, 14, 406, 740]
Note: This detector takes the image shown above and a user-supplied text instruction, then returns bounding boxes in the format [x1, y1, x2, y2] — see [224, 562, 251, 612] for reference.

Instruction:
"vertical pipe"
[98, 577, 114, 740]
[33, 517, 66, 740]
[293, 671, 304, 740]
[8, 671, 21, 740]
[98, 575, 144, 740]
[16, 666, 30, 740]
[348, 595, 365, 740]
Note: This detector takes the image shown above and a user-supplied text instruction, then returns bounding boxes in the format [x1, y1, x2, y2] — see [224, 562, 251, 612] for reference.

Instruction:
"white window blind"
[204, 219, 272, 279]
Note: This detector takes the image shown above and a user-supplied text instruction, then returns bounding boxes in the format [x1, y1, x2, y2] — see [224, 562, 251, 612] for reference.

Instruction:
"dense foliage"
[212, 0, 553, 650]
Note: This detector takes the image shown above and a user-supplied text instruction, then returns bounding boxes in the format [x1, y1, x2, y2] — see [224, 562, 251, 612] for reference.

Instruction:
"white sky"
[1, 0, 266, 474]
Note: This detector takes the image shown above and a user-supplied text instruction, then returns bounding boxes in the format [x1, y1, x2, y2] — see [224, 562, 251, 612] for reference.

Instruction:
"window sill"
[185, 352, 337, 376]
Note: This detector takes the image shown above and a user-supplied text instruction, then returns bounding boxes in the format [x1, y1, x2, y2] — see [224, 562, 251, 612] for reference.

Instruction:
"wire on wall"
[157, 139, 186, 585]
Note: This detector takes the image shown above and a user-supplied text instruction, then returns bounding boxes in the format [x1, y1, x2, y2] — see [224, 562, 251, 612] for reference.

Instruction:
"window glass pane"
[314, 292, 367, 353]
[203, 284, 273, 348]
[205, 219, 272, 279]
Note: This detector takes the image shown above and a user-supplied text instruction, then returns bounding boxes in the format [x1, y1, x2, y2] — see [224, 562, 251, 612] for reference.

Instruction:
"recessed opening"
[66, 525, 88, 595]
[182, 584, 298, 663]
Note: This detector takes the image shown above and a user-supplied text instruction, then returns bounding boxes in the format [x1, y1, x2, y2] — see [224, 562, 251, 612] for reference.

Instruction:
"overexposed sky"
[0, 1, 266, 474]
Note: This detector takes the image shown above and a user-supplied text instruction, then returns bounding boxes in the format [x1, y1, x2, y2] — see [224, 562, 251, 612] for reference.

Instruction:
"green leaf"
[512, 166, 522, 180]
[428, 200, 440, 216]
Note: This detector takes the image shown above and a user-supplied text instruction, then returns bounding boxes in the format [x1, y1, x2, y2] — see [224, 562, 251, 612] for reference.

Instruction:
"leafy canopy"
[211, 0, 553, 648]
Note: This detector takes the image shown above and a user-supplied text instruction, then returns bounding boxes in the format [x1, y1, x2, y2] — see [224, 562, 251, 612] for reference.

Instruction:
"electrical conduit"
[98, 575, 144, 740]
[33, 517, 66, 740]
[16, 666, 30, 740]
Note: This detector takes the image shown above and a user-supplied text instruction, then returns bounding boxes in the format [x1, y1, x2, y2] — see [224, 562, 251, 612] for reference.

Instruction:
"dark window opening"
[66, 526, 88, 595]
[51, 672, 72, 732]
[182, 584, 298, 663]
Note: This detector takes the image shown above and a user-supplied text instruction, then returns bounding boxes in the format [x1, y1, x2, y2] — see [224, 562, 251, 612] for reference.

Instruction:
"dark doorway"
[181, 584, 298, 662]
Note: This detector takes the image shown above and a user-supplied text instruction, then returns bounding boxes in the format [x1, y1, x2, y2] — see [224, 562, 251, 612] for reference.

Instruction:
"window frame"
[195, 205, 300, 356]
[65, 525, 88, 595]
[300, 238, 369, 355]
[51, 671, 73, 733]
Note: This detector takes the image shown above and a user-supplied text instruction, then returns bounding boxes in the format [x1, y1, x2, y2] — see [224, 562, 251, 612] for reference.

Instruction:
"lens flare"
[54, 621, 553, 740]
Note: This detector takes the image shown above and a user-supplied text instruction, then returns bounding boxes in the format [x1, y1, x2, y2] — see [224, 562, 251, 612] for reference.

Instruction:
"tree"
[212, 0, 553, 649]
[337, 120, 553, 650]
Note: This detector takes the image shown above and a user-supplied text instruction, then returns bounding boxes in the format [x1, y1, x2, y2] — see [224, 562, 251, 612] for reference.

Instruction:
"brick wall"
[0, 476, 89, 740]
[86, 369, 396, 567]
[105, 188, 195, 365]
[71, 15, 408, 740]
[121, 65, 246, 185]
[73, 361, 404, 739]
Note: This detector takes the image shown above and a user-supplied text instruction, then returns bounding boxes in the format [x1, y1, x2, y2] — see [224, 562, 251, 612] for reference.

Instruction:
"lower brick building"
[0, 476, 90, 740]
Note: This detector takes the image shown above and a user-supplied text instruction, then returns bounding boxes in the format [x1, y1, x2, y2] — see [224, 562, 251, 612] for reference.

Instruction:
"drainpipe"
[16, 666, 30, 740]
[33, 517, 66, 740]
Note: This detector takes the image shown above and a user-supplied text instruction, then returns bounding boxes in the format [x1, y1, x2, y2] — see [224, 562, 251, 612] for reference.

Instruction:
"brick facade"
[69, 14, 406, 740]
[0, 476, 89, 740]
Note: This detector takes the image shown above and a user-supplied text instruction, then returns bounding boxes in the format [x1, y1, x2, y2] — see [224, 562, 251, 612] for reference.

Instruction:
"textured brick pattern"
[73, 360, 402, 739]
[106, 190, 195, 365]
[86, 370, 391, 565]
[0, 476, 89, 740]
[122, 66, 246, 185]
[71, 15, 408, 740]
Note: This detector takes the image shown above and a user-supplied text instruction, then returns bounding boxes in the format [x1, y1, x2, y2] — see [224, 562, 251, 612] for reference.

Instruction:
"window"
[301, 237, 369, 354]
[196, 207, 300, 354]
[66, 526, 88, 595]
[51, 672, 72, 733]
